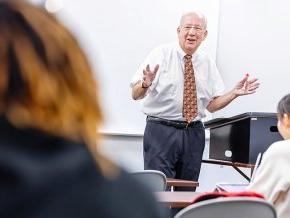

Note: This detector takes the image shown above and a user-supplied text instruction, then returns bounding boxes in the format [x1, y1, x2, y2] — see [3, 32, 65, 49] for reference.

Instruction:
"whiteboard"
[55, 0, 220, 135]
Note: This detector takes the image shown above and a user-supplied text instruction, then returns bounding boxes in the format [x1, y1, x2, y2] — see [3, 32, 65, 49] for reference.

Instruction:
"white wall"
[214, 0, 290, 118]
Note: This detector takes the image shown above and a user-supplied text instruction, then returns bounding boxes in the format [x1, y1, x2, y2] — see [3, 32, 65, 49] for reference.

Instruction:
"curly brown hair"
[0, 0, 102, 147]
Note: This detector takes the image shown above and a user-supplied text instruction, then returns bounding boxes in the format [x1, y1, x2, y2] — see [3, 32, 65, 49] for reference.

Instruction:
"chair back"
[174, 197, 276, 218]
[132, 170, 167, 192]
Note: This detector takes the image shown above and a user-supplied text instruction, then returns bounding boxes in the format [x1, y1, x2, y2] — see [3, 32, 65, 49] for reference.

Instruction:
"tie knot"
[184, 54, 192, 60]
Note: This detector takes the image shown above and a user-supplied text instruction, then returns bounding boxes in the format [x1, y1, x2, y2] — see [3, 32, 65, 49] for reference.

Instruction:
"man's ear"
[202, 29, 208, 40]
[177, 26, 180, 34]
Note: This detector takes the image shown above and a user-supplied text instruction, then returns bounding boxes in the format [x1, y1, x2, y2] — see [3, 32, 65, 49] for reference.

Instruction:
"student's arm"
[247, 143, 289, 203]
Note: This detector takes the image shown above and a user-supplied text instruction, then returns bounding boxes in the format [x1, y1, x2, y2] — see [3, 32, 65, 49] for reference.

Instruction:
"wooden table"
[155, 191, 199, 208]
[166, 178, 199, 188]
[202, 159, 254, 182]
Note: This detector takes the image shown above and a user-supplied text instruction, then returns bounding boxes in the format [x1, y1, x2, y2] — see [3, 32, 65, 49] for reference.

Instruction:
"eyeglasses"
[181, 25, 204, 34]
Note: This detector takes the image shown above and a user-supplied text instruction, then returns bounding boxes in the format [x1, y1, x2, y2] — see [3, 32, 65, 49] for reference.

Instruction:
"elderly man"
[131, 11, 259, 190]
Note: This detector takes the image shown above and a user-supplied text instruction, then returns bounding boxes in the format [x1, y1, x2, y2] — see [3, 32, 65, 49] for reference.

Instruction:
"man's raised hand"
[142, 64, 159, 88]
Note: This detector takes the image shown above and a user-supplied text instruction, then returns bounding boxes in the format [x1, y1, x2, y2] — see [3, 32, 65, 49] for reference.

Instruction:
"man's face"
[177, 14, 207, 55]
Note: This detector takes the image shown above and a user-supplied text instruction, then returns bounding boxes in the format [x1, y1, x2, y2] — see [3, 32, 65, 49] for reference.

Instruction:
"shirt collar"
[176, 42, 198, 62]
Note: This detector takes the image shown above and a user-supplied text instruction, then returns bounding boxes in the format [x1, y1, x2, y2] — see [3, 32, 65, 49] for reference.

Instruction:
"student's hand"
[142, 64, 159, 88]
[233, 74, 260, 96]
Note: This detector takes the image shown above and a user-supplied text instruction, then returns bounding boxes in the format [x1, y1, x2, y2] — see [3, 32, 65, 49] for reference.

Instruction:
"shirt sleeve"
[247, 142, 290, 204]
[202, 56, 225, 108]
[208, 58, 225, 98]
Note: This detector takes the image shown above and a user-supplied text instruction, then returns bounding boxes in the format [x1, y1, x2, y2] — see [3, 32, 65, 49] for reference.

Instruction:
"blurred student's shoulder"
[264, 139, 290, 159]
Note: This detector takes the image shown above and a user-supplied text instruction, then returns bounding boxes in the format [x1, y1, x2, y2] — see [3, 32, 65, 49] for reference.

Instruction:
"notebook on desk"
[215, 153, 262, 192]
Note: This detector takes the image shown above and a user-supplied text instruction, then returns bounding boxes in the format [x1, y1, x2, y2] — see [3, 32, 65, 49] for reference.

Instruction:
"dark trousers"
[143, 117, 205, 191]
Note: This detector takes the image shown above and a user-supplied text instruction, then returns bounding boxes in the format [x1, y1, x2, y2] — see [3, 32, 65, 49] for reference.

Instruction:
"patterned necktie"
[183, 54, 198, 123]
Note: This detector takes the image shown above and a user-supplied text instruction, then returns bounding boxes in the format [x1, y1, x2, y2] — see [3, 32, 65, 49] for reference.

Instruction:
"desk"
[166, 178, 199, 189]
[155, 191, 199, 208]
[202, 159, 254, 182]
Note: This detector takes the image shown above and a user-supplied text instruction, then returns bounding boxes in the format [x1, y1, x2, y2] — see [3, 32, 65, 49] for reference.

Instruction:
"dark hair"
[277, 93, 290, 118]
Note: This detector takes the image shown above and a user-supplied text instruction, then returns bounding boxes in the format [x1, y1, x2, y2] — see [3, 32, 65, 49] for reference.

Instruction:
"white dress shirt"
[247, 139, 290, 218]
[131, 42, 225, 121]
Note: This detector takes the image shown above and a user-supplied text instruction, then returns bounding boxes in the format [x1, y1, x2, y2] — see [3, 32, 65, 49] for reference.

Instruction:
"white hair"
[179, 11, 207, 29]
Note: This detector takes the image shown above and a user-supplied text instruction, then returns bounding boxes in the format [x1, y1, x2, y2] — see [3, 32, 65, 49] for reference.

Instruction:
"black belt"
[146, 116, 202, 129]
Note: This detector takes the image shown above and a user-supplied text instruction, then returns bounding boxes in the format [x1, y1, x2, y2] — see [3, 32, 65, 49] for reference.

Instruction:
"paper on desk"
[215, 182, 249, 192]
